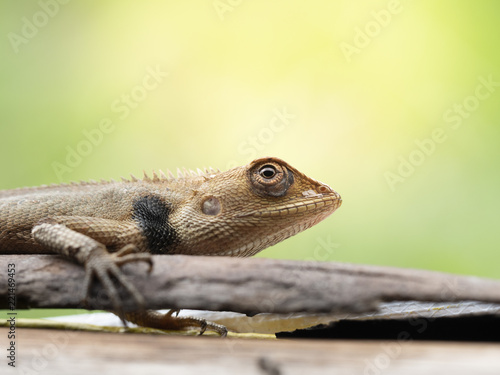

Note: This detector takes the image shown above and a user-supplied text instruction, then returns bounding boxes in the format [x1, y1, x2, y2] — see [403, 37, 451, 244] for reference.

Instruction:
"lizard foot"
[31, 221, 152, 321]
[124, 309, 228, 337]
[162, 309, 228, 337]
[83, 245, 152, 318]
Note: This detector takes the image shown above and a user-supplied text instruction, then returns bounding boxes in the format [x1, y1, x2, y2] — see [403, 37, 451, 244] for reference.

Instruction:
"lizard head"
[169, 157, 342, 257]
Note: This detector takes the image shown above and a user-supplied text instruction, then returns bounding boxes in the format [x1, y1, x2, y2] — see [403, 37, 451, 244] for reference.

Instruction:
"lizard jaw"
[235, 192, 342, 218]
[222, 192, 341, 257]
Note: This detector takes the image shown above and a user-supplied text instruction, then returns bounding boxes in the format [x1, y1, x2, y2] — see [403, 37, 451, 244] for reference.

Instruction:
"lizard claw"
[82, 245, 150, 318]
[200, 320, 228, 338]
[166, 309, 181, 317]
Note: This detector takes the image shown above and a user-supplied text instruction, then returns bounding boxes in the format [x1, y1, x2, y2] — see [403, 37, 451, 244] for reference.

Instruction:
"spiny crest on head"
[176, 168, 184, 179]
[141, 170, 161, 182]
[1, 163, 226, 197]
[171, 166, 220, 179]
[166, 169, 176, 179]
[117, 164, 222, 184]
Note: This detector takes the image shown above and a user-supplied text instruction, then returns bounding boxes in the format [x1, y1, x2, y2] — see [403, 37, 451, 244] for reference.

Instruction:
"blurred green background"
[1, 0, 499, 305]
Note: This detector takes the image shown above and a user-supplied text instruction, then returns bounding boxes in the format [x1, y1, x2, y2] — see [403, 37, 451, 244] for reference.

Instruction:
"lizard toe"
[112, 245, 154, 272]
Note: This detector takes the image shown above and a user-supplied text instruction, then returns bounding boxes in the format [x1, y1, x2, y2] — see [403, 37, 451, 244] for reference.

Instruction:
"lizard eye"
[259, 165, 277, 179]
[249, 160, 294, 197]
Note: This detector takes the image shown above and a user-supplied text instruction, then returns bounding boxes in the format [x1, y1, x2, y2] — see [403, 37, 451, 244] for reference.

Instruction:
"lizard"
[0, 156, 342, 336]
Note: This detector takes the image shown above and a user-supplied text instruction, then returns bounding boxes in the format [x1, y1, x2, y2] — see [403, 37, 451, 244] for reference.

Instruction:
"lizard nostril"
[317, 185, 332, 194]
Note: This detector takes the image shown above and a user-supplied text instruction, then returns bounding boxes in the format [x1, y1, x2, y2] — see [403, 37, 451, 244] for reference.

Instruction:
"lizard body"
[0, 157, 342, 335]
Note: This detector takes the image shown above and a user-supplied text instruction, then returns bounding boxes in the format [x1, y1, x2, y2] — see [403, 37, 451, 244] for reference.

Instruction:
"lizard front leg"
[31, 217, 152, 318]
[31, 217, 226, 336]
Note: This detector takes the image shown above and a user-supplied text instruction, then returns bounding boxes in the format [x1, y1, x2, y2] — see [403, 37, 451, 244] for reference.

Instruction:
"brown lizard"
[0, 157, 342, 336]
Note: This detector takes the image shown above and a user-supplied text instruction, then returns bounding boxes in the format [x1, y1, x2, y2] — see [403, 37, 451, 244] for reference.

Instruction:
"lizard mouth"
[223, 192, 342, 257]
[236, 192, 342, 218]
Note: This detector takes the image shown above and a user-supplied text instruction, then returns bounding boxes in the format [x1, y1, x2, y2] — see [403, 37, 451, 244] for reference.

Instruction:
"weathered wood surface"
[2, 327, 500, 374]
[1, 254, 500, 314]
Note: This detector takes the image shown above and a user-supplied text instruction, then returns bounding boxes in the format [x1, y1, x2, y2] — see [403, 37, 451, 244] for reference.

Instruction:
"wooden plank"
[1, 255, 500, 314]
[2, 328, 500, 374]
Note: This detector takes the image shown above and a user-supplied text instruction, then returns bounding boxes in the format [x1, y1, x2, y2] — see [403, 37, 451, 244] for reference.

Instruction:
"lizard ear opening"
[249, 160, 294, 197]
[201, 196, 221, 216]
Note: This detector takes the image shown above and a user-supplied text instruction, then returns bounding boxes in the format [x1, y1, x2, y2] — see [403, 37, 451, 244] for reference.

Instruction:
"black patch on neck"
[132, 195, 177, 254]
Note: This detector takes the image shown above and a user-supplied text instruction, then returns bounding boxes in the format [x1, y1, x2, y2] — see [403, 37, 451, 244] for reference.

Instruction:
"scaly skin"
[0, 157, 342, 336]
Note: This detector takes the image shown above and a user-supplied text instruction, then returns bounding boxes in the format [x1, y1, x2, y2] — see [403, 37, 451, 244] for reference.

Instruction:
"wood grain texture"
[2, 327, 500, 374]
[1, 254, 500, 314]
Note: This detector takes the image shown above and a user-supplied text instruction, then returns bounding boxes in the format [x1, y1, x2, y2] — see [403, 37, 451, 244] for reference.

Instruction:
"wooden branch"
[1, 254, 500, 314]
